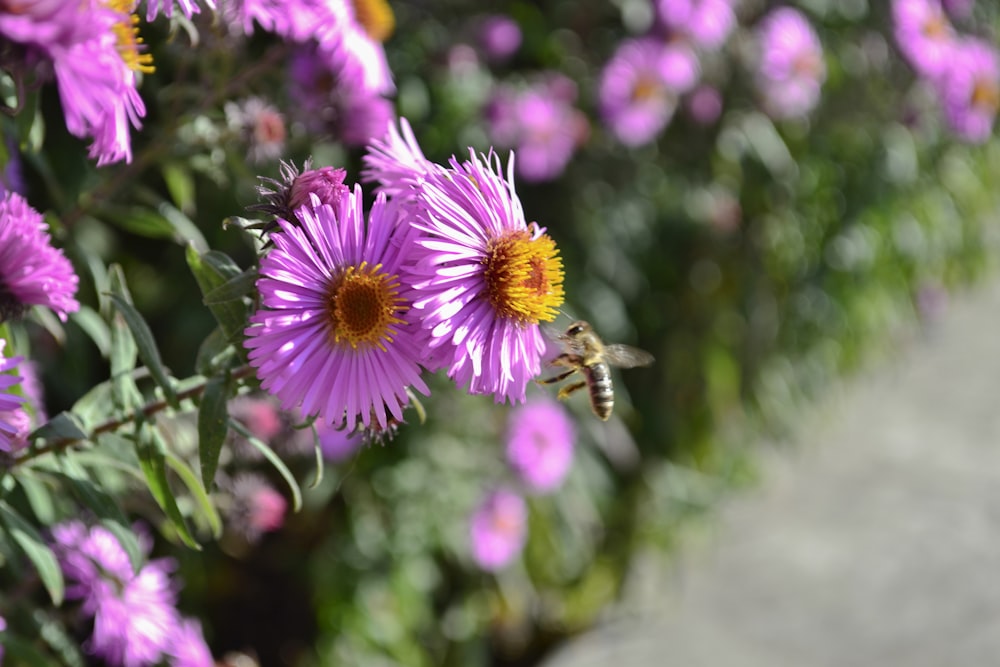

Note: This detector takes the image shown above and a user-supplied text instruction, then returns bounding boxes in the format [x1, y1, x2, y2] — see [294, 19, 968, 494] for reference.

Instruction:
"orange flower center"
[326, 262, 407, 351]
[481, 227, 564, 324]
[972, 78, 1000, 112]
[106, 0, 155, 73]
[351, 0, 395, 43]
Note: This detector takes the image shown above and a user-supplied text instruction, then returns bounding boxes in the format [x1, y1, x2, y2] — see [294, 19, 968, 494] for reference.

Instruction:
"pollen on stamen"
[351, 0, 395, 43]
[482, 227, 565, 324]
[107, 0, 155, 74]
[326, 261, 408, 350]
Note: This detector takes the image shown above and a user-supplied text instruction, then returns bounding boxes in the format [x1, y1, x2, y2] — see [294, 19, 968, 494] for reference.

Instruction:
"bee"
[537, 320, 654, 421]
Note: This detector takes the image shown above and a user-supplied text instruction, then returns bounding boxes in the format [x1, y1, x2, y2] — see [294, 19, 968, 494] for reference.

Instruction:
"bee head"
[565, 321, 591, 338]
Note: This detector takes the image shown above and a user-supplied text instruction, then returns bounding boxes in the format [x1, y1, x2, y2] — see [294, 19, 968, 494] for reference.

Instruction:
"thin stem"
[12, 365, 255, 466]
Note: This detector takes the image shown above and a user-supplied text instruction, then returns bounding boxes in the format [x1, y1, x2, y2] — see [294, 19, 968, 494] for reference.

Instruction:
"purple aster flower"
[598, 38, 684, 146]
[244, 185, 431, 430]
[223, 473, 287, 542]
[253, 159, 350, 228]
[477, 14, 522, 62]
[0, 1, 151, 165]
[0, 340, 25, 453]
[220, 0, 334, 41]
[942, 0, 974, 17]
[469, 488, 528, 571]
[937, 38, 999, 142]
[316, 421, 364, 462]
[144, 0, 216, 21]
[893, 0, 957, 80]
[168, 618, 214, 667]
[687, 84, 723, 124]
[321, 0, 396, 95]
[506, 397, 575, 493]
[365, 119, 567, 403]
[756, 8, 826, 119]
[52, 521, 181, 667]
[0, 193, 80, 322]
[657, 0, 737, 50]
[485, 74, 589, 183]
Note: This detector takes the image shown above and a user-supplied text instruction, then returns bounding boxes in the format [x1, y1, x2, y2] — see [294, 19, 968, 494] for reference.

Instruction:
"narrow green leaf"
[15, 473, 57, 525]
[197, 376, 230, 489]
[230, 419, 302, 512]
[1, 634, 60, 666]
[108, 293, 178, 408]
[70, 306, 112, 357]
[195, 326, 233, 375]
[201, 267, 258, 305]
[165, 454, 223, 539]
[185, 246, 250, 349]
[134, 423, 200, 550]
[157, 201, 207, 252]
[0, 501, 64, 604]
[162, 162, 196, 214]
[309, 425, 324, 490]
[29, 306, 65, 345]
[108, 266, 140, 412]
[29, 412, 87, 443]
[102, 206, 176, 240]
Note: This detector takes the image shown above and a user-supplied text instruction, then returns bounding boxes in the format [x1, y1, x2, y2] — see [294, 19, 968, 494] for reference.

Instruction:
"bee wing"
[603, 344, 655, 369]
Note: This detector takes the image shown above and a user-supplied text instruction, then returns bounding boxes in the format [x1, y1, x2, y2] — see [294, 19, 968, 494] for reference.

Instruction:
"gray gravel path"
[544, 279, 1000, 667]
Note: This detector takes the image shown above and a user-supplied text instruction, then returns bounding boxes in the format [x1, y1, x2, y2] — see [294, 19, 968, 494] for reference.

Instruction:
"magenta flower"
[938, 38, 1000, 142]
[657, 0, 737, 50]
[224, 473, 287, 541]
[52, 521, 181, 667]
[469, 488, 528, 571]
[893, 0, 957, 80]
[477, 14, 522, 62]
[756, 7, 826, 119]
[0, 340, 25, 453]
[316, 421, 364, 462]
[222, 0, 334, 41]
[0, 1, 150, 165]
[506, 397, 575, 493]
[485, 74, 589, 182]
[145, 0, 216, 21]
[687, 84, 723, 124]
[0, 193, 79, 322]
[942, 0, 974, 17]
[598, 38, 684, 146]
[365, 119, 567, 404]
[244, 185, 430, 430]
[168, 618, 214, 667]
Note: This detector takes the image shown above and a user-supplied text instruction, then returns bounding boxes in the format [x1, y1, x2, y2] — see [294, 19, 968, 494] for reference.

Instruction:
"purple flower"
[657, 0, 737, 50]
[0, 193, 80, 322]
[0, 1, 150, 165]
[365, 119, 567, 404]
[244, 185, 431, 430]
[222, 0, 335, 42]
[316, 421, 364, 462]
[318, 0, 396, 95]
[506, 397, 575, 493]
[687, 84, 723, 124]
[938, 38, 1000, 143]
[168, 618, 214, 667]
[893, 0, 957, 80]
[756, 7, 826, 119]
[0, 340, 24, 454]
[485, 74, 589, 182]
[254, 160, 350, 226]
[598, 38, 685, 146]
[469, 488, 528, 571]
[52, 521, 181, 667]
[477, 14, 522, 62]
[225, 97, 286, 165]
[223, 473, 287, 541]
[144, 0, 216, 21]
[942, 0, 974, 18]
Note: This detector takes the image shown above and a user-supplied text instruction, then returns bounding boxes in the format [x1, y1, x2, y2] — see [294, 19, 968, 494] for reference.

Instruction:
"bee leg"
[556, 381, 587, 401]
[536, 368, 577, 385]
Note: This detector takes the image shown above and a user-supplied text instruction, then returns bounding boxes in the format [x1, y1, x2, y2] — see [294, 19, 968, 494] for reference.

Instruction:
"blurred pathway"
[544, 278, 1000, 667]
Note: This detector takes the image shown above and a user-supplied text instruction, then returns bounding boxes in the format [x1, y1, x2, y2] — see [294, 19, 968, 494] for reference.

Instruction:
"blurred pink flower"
[893, 0, 957, 80]
[226, 473, 288, 541]
[688, 84, 723, 124]
[756, 7, 826, 119]
[469, 489, 528, 571]
[599, 38, 683, 146]
[477, 14, 521, 62]
[657, 0, 737, 50]
[937, 38, 1000, 143]
[506, 397, 575, 493]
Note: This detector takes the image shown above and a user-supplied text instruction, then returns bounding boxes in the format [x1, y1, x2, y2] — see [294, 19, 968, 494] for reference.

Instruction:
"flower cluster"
[755, 7, 827, 120]
[893, 0, 1000, 142]
[51, 521, 213, 666]
[0, 1, 152, 165]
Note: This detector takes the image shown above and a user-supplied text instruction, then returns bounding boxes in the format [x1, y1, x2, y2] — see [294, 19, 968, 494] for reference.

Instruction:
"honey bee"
[537, 320, 654, 421]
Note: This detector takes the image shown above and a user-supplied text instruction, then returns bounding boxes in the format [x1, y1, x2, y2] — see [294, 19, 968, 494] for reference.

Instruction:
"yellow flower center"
[106, 0, 155, 74]
[922, 15, 949, 41]
[326, 261, 407, 351]
[972, 78, 1000, 112]
[351, 0, 395, 43]
[632, 75, 664, 103]
[481, 227, 564, 324]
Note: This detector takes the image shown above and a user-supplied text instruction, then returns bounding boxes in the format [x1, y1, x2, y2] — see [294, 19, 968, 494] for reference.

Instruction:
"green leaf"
[165, 454, 223, 539]
[230, 419, 302, 512]
[162, 162, 196, 214]
[71, 380, 113, 429]
[0, 501, 64, 604]
[195, 326, 234, 375]
[108, 266, 141, 412]
[197, 376, 230, 489]
[1, 634, 61, 666]
[201, 267, 258, 305]
[308, 425, 324, 490]
[108, 293, 179, 408]
[70, 305, 112, 357]
[29, 306, 66, 345]
[102, 206, 178, 240]
[185, 245, 250, 349]
[29, 412, 88, 443]
[15, 473, 57, 525]
[134, 423, 200, 550]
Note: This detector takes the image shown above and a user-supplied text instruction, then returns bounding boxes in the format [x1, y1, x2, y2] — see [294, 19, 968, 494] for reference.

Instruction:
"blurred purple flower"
[229, 395, 284, 442]
[316, 421, 365, 462]
[224, 473, 288, 541]
[244, 185, 430, 430]
[756, 7, 826, 119]
[168, 618, 214, 667]
[657, 0, 737, 50]
[0, 614, 5, 663]
[937, 38, 1000, 143]
[893, 0, 956, 80]
[145, 0, 215, 21]
[0, 1, 150, 165]
[321, 0, 396, 95]
[477, 14, 521, 62]
[225, 97, 286, 164]
[506, 397, 575, 493]
[0, 138, 24, 197]
[469, 488, 528, 571]
[942, 0, 974, 17]
[0, 340, 24, 454]
[222, 0, 333, 41]
[598, 38, 682, 146]
[365, 119, 567, 403]
[52, 521, 181, 667]
[0, 193, 80, 323]
[485, 74, 589, 182]
[687, 84, 723, 124]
